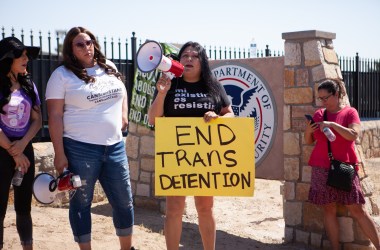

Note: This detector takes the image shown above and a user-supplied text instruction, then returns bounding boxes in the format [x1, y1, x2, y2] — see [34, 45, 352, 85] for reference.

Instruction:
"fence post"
[125, 38, 129, 78]
[21, 29, 24, 43]
[103, 37, 107, 57]
[129, 32, 137, 112]
[56, 32, 60, 60]
[30, 29, 34, 46]
[353, 53, 359, 113]
[131, 32, 137, 75]
[265, 45, 270, 57]
[111, 37, 114, 60]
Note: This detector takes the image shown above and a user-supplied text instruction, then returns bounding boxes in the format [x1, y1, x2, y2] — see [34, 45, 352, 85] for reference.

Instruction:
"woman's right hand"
[54, 153, 68, 174]
[305, 120, 318, 134]
[304, 120, 318, 144]
[156, 74, 172, 94]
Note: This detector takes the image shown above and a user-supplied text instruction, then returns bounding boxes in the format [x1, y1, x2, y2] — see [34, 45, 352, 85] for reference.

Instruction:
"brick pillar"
[126, 122, 166, 212]
[282, 30, 377, 249]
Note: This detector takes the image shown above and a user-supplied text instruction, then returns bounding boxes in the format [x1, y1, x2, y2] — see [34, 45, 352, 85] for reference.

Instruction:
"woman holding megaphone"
[46, 27, 134, 250]
[148, 41, 234, 250]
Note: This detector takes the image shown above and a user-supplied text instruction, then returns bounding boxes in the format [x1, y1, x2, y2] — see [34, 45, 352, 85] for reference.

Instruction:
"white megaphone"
[32, 172, 58, 205]
[136, 40, 184, 79]
[32, 170, 82, 205]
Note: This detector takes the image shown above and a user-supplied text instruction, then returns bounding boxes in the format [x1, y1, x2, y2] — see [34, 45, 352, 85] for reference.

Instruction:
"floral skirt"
[308, 166, 365, 205]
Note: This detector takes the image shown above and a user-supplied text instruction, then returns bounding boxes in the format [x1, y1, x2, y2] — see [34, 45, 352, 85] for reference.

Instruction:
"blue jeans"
[63, 137, 134, 243]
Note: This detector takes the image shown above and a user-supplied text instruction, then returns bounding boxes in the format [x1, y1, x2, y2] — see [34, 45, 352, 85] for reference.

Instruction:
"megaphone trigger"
[164, 72, 175, 80]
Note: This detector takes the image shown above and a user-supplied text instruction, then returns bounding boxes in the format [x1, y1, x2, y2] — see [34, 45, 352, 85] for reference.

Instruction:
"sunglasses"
[180, 53, 200, 60]
[73, 40, 94, 49]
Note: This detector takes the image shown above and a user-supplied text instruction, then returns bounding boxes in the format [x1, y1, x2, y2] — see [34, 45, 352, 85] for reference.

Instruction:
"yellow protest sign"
[154, 117, 255, 196]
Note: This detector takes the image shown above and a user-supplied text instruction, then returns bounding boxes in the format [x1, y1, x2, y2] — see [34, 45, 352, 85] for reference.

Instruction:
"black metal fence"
[1, 28, 138, 141]
[1, 27, 379, 141]
[339, 54, 380, 118]
[204, 44, 283, 60]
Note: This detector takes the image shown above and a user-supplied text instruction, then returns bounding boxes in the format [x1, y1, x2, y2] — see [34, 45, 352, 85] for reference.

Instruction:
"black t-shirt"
[161, 78, 230, 117]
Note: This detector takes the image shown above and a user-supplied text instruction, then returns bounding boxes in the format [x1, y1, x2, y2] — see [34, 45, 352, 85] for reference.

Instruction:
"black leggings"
[0, 141, 35, 247]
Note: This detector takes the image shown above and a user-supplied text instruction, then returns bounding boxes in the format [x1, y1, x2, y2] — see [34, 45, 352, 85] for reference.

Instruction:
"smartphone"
[304, 114, 315, 124]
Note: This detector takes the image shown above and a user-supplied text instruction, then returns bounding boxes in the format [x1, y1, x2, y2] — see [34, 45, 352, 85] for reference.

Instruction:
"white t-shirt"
[45, 60, 126, 145]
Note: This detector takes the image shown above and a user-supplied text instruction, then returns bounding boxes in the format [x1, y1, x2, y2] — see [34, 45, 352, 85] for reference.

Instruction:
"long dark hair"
[317, 79, 346, 99]
[0, 57, 38, 115]
[178, 41, 222, 105]
[62, 27, 122, 83]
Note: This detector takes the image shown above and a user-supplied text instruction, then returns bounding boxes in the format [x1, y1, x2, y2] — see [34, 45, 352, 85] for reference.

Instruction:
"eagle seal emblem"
[211, 63, 277, 166]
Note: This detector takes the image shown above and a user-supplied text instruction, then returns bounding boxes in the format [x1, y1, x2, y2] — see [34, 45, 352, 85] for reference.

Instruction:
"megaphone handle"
[164, 72, 174, 80]
[49, 179, 58, 192]
[57, 168, 69, 179]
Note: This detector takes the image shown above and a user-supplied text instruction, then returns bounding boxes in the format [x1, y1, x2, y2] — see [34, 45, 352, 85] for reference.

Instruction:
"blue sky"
[1, 0, 379, 58]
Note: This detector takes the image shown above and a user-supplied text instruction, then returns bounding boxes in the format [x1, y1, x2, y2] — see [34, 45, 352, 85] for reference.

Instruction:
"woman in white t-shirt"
[45, 27, 134, 250]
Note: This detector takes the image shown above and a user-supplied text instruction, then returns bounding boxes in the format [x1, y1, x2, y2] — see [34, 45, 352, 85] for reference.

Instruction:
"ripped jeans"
[63, 137, 134, 243]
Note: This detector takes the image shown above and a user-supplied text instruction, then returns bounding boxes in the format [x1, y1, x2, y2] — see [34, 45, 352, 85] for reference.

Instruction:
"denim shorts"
[63, 137, 134, 243]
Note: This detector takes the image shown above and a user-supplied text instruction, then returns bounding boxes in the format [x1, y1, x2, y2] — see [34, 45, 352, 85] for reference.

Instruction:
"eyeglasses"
[73, 40, 94, 49]
[317, 94, 333, 102]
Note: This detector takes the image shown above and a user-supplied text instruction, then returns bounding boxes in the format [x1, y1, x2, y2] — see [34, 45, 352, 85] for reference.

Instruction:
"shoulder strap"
[324, 110, 334, 160]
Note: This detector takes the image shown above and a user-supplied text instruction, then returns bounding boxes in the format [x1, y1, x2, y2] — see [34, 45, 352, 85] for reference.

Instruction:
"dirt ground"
[3, 161, 380, 250]
[3, 179, 298, 250]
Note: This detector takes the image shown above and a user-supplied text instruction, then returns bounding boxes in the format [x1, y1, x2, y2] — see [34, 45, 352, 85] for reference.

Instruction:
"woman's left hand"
[7, 140, 27, 157]
[318, 121, 334, 132]
[203, 111, 219, 123]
